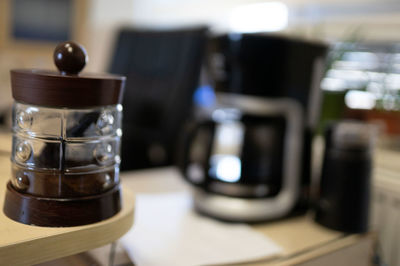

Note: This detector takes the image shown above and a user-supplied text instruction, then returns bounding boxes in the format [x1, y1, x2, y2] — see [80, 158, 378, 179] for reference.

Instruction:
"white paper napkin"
[121, 193, 283, 266]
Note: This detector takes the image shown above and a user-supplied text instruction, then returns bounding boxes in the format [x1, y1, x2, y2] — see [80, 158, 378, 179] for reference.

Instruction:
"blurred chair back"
[109, 27, 208, 170]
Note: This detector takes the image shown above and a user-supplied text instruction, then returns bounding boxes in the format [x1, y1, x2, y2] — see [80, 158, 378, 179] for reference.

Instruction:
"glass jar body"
[11, 102, 123, 198]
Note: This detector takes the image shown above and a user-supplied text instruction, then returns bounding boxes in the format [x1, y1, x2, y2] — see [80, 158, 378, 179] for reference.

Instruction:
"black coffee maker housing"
[182, 34, 328, 222]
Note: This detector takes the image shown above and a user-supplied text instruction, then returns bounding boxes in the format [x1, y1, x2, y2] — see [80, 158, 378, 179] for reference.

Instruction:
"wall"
[129, 0, 400, 42]
[1, 0, 400, 108]
[85, 0, 135, 72]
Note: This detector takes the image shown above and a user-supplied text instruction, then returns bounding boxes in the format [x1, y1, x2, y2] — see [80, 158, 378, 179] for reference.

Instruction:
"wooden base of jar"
[3, 182, 121, 227]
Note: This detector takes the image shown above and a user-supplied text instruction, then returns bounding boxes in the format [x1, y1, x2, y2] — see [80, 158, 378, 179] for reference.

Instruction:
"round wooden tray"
[0, 154, 134, 265]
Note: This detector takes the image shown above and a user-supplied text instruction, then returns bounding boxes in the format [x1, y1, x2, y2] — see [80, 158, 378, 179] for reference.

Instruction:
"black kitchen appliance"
[181, 34, 328, 222]
[315, 121, 374, 233]
[109, 27, 207, 170]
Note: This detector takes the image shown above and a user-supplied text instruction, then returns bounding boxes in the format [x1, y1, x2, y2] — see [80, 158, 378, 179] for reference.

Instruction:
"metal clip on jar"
[3, 41, 126, 227]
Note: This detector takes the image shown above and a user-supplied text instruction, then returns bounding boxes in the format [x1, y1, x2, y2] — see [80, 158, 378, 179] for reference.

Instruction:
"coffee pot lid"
[10, 41, 126, 108]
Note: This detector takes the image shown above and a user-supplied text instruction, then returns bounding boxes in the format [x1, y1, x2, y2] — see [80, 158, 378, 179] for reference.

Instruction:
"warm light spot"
[229, 2, 288, 33]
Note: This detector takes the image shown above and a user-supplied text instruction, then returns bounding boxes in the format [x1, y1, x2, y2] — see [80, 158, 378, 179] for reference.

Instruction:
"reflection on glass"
[209, 120, 244, 183]
[209, 155, 241, 183]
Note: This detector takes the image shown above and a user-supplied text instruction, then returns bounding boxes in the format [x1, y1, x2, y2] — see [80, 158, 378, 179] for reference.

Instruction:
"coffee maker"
[181, 34, 328, 222]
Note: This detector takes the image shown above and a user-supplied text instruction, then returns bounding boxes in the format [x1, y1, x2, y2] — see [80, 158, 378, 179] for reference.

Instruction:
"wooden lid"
[11, 41, 126, 108]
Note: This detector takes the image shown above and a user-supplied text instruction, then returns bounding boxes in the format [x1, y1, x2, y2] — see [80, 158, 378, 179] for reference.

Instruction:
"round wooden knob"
[54, 41, 88, 75]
